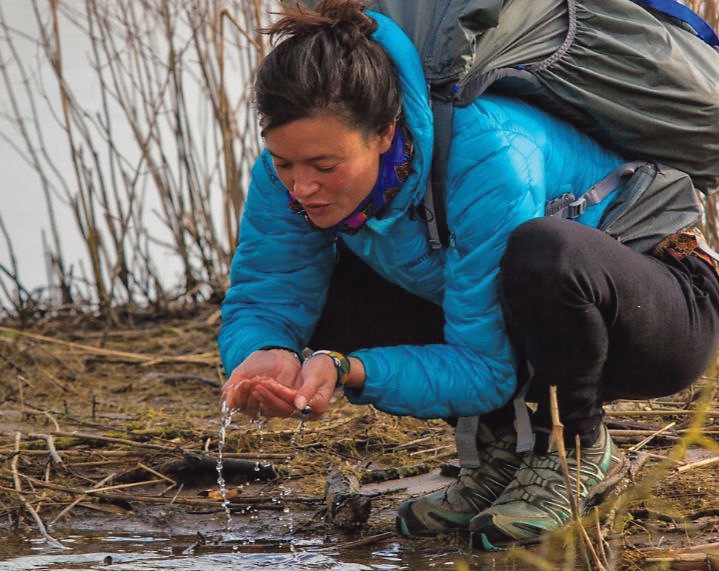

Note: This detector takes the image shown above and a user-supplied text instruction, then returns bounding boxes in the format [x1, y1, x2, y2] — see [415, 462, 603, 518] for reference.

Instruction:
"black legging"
[501, 217, 719, 446]
[311, 218, 719, 446]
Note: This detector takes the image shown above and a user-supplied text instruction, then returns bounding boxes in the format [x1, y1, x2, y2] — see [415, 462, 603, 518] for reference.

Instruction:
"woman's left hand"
[293, 353, 338, 418]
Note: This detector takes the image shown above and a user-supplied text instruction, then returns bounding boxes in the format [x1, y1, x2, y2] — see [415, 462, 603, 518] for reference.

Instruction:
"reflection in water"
[0, 532, 517, 571]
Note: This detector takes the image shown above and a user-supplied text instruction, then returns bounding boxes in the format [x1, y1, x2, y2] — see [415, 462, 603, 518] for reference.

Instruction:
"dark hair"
[254, 0, 401, 137]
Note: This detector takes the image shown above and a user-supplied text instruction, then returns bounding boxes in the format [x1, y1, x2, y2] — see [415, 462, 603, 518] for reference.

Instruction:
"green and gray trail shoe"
[395, 423, 522, 537]
[470, 423, 626, 551]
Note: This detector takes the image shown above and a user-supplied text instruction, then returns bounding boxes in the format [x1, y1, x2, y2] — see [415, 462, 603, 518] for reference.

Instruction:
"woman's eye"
[315, 165, 336, 173]
[275, 163, 292, 171]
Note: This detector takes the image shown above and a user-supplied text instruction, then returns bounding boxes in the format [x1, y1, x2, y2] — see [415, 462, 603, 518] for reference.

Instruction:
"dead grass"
[0, 305, 717, 569]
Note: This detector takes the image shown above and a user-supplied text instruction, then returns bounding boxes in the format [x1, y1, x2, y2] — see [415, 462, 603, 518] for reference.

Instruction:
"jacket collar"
[364, 10, 432, 235]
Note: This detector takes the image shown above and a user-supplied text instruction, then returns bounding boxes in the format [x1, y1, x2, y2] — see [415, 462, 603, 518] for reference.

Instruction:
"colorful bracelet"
[309, 350, 351, 387]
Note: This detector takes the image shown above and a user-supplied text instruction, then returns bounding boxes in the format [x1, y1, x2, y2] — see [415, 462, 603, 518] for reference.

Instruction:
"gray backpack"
[303, 0, 719, 252]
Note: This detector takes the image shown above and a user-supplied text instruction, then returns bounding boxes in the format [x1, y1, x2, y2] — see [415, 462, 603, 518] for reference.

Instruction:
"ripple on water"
[0, 548, 375, 571]
[0, 532, 521, 571]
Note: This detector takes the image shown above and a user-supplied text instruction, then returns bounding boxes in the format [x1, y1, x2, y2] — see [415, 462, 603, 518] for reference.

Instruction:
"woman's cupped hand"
[221, 349, 337, 420]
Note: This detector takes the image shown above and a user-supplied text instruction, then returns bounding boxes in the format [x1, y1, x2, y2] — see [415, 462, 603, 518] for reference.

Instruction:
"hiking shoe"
[395, 423, 521, 537]
[470, 423, 626, 550]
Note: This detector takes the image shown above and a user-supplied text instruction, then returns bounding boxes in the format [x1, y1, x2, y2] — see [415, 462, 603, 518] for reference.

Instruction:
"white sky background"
[0, 1, 90, 297]
[0, 0, 264, 307]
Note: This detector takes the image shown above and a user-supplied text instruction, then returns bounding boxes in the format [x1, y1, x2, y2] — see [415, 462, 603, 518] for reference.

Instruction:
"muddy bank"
[1, 306, 718, 569]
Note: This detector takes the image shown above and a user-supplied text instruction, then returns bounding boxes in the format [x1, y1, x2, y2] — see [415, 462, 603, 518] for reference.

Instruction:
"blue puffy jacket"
[218, 11, 623, 419]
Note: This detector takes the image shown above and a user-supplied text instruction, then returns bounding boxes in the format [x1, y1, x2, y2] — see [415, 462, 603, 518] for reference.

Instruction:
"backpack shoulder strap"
[633, 0, 719, 46]
[423, 95, 454, 249]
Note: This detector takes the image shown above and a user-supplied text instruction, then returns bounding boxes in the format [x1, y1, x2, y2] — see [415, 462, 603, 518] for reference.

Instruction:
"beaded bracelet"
[309, 350, 351, 387]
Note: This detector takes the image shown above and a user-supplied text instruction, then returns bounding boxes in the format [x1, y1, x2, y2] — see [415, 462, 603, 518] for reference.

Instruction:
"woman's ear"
[377, 121, 397, 154]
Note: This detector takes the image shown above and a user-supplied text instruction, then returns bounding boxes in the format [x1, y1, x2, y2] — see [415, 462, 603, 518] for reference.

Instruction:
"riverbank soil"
[1, 304, 717, 569]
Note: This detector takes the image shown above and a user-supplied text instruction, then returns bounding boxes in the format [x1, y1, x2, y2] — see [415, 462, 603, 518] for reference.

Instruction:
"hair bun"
[267, 1, 376, 46]
[255, 0, 399, 136]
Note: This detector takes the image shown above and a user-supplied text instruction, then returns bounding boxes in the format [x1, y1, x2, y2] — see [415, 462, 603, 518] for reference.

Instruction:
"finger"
[225, 377, 265, 416]
[222, 380, 246, 411]
[314, 374, 337, 405]
[245, 391, 261, 419]
[253, 379, 297, 416]
[251, 385, 295, 418]
[294, 362, 333, 411]
[257, 378, 298, 403]
[235, 378, 257, 412]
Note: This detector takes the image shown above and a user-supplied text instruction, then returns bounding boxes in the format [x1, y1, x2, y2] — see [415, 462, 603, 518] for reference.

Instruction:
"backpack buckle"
[567, 197, 587, 218]
[545, 193, 576, 216]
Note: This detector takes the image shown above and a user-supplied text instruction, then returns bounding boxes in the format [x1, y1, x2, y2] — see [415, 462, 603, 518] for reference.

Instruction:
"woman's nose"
[292, 170, 320, 199]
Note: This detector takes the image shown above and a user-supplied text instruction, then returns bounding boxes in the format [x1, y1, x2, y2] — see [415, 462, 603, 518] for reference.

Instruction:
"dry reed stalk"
[604, 409, 719, 417]
[675, 455, 719, 473]
[27, 433, 63, 465]
[627, 421, 678, 452]
[10, 433, 65, 549]
[548, 386, 607, 571]
[0, 326, 217, 364]
[1, 1, 269, 312]
[136, 462, 176, 485]
[47, 0, 111, 312]
[81, 479, 165, 494]
[0, 4, 74, 307]
[49, 472, 116, 525]
[19, 474, 322, 507]
[47, 430, 183, 452]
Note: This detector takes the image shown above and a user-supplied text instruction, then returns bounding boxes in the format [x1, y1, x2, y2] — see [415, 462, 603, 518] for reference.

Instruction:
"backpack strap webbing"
[633, 0, 719, 47]
[455, 415, 481, 467]
[545, 161, 646, 219]
[423, 96, 454, 249]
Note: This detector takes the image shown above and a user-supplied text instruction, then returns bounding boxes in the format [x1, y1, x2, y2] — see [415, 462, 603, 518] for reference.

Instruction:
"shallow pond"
[0, 531, 515, 570]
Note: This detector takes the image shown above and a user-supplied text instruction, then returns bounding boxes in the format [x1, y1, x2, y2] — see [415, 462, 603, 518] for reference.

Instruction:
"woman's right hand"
[222, 349, 302, 418]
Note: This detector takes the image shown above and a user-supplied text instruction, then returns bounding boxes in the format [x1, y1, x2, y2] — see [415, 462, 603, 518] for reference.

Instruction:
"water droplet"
[216, 401, 235, 532]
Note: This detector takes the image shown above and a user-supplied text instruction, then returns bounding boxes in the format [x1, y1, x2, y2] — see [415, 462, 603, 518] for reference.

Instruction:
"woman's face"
[264, 115, 395, 228]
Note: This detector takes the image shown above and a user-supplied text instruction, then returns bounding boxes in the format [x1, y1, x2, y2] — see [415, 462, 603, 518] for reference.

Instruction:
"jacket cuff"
[343, 350, 383, 405]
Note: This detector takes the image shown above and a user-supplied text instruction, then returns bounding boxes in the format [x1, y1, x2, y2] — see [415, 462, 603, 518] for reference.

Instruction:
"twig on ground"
[136, 462, 176, 485]
[49, 473, 116, 525]
[47, 430, 183, 452]
[18, 474, 324, 508]
[325, 531, 395, 550]
[593, 506, 611, 570]
[627, 422, 677, 452]
[604, 409, 719, 418]
[43, 411, 61, 432]
[675, 455, 719, 473]
[389, 435, 435, 452]
[10, 433, 65, 549]
[80, 479, 165, 494]
[0, 327, 217, 365]
[408, 445, 453, 457]
[169, 483, 184, 504]
[141, 372, 221, 388]
[28, 433, 63, 465]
